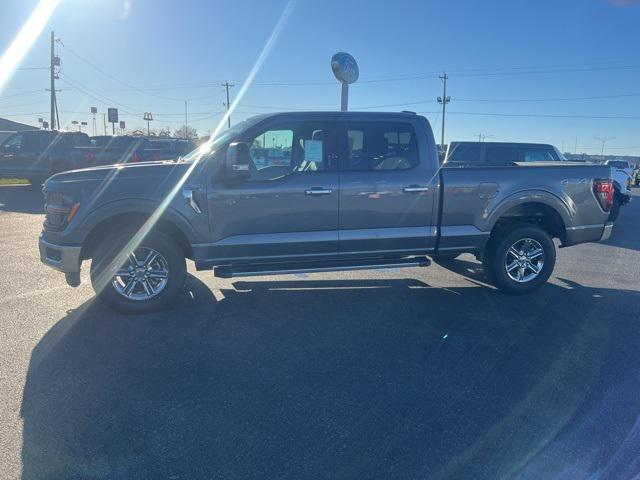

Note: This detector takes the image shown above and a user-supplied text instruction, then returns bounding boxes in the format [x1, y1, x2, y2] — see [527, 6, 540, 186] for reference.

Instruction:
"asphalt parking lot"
[0, 185, 639, 480]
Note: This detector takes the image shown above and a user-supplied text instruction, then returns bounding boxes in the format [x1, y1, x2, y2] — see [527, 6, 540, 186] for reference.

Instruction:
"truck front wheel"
[484, 225, 556, 294]
[90, 231, 186, 313]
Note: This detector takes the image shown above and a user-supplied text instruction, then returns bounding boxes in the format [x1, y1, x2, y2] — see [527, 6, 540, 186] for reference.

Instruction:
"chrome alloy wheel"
[112, 247, 169, 300]
[504, 238, 545, 283]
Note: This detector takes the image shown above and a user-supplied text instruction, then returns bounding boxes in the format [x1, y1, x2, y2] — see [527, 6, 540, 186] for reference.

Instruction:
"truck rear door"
[336, 118, 438, 255]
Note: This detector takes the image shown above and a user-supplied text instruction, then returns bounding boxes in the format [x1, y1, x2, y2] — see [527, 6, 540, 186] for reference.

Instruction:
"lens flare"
[92, 0, 297, 295]
[0, 0, 60, 94]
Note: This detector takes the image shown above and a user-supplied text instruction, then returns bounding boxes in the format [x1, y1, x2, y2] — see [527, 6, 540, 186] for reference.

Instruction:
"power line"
[455, 92, 640, 102]
[61, 43, 188, 102]
[0, 89, 44, 100]
[58, 74, 143, 115]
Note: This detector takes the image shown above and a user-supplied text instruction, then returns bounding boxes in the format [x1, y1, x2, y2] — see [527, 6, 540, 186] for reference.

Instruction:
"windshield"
[181, 118, 261, 162]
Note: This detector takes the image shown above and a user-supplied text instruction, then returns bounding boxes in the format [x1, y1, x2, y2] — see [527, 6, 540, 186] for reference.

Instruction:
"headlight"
[44, 191, 80, 230]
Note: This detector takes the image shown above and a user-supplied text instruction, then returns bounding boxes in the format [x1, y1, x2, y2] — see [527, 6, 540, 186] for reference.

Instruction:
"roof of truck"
[250, 111, 423, 120]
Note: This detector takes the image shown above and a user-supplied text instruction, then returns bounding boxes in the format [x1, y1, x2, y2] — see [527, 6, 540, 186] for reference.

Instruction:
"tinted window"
[485, 146, 519, 165]
[246, 122, 331, 181]
[341, 122, 418, 171]
[446, 143, 481, 165]
[21, 133, 44, 150]
[3, 133, 23, 149]
[522, 149, 557, 162]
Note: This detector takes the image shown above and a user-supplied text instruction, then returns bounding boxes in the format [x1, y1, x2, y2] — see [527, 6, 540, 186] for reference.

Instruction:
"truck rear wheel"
[90, 231, 186, 313]
[484, 225, 555, 294]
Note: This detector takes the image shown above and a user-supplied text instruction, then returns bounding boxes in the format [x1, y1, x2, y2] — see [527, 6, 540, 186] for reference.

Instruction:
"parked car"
[79, 135, 171, 165]
[603, 159, 633, 219]
[39, 112, 614, 313]
[632, 165, 640, 187]
[0, 132, 182, 186]
[605, 159, 634, 178]
[149, 138, 196, 157]
[0, 130, 91, 186]
[445, 141, 631, 221]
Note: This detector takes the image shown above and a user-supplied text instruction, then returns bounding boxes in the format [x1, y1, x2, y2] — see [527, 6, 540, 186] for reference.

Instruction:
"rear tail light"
[593, 179, 614, 212]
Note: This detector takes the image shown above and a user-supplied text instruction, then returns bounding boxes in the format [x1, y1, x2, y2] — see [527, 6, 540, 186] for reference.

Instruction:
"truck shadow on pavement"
[20, 274, 640, 480]
[0, 184, 43, 214]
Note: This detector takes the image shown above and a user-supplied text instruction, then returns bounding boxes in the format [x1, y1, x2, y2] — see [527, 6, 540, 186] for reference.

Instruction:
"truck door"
[206, 120, 340, 262]
[336, 120, 437, 255]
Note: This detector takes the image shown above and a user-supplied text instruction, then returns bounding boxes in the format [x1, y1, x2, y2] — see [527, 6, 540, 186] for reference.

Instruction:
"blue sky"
[1, 0, 640, 155]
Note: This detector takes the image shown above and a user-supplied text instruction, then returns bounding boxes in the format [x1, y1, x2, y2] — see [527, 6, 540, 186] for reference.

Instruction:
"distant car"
[148, 138, 196, 157]
[603, 160, 633, 219]
[0, 130, 91, 185]
[605, 159, 634, 178]
[632, 166, 640, 187]
[79, 136, 173, 165]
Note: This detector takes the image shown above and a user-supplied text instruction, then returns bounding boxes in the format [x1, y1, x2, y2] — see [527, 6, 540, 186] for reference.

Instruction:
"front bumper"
[39, 235, 82, 273]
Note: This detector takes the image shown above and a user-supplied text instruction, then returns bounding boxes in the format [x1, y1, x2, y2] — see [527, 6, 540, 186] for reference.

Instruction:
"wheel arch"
[78, 200, 195, 261]
[487, 192, 571, 244]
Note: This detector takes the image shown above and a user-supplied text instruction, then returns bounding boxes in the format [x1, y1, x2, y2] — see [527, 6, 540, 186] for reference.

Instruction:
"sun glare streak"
[92, 0, 297, 294]
[0, 0, 60, 94]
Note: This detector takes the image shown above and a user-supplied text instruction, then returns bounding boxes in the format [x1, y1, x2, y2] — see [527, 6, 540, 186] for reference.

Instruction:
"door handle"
[403, 185, 430, 193]
[305, 188, 332, 195]
[182, 186, 203, 213]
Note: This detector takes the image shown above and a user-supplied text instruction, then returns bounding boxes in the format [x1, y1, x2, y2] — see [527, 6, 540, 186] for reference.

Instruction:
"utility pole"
[50, 31, 56, 131]
[476, 133, 493, 143]
[222, 81, 234, 128]
[594, 136, 614, 160]
[437, 73, 450, 149]
[103, 113, 107, 135]
[574, 136, 578, 154]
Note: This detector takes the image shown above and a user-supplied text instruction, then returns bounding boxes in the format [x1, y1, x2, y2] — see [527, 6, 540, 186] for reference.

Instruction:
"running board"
[214, 256, 430, 279]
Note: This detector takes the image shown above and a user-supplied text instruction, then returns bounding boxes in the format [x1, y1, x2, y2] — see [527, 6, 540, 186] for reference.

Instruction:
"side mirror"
[225, 142, 251, 180]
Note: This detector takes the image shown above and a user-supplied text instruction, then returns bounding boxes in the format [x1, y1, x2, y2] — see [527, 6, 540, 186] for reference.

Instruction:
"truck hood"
[45, 159, 190, 185]
[43, 159, 201, 207]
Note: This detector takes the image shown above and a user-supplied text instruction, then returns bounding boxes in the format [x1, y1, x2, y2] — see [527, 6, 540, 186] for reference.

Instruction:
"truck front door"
[206, 120, 340, 263]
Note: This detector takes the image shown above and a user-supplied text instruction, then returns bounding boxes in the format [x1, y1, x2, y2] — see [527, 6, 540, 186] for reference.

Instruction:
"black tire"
[484, 225, 555, 294]
[90, 231, 186, 313]
[608, 197, 621, 222]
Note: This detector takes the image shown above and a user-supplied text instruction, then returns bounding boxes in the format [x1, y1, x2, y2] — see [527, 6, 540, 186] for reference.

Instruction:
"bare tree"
[173, 125, 198, 140]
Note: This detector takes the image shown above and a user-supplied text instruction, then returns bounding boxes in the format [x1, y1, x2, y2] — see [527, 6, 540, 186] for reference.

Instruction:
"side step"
[214, 256, 430, 279]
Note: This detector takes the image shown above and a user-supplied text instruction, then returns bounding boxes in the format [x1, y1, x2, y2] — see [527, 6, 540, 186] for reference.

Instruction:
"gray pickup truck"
[39, 112, 615, 313]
